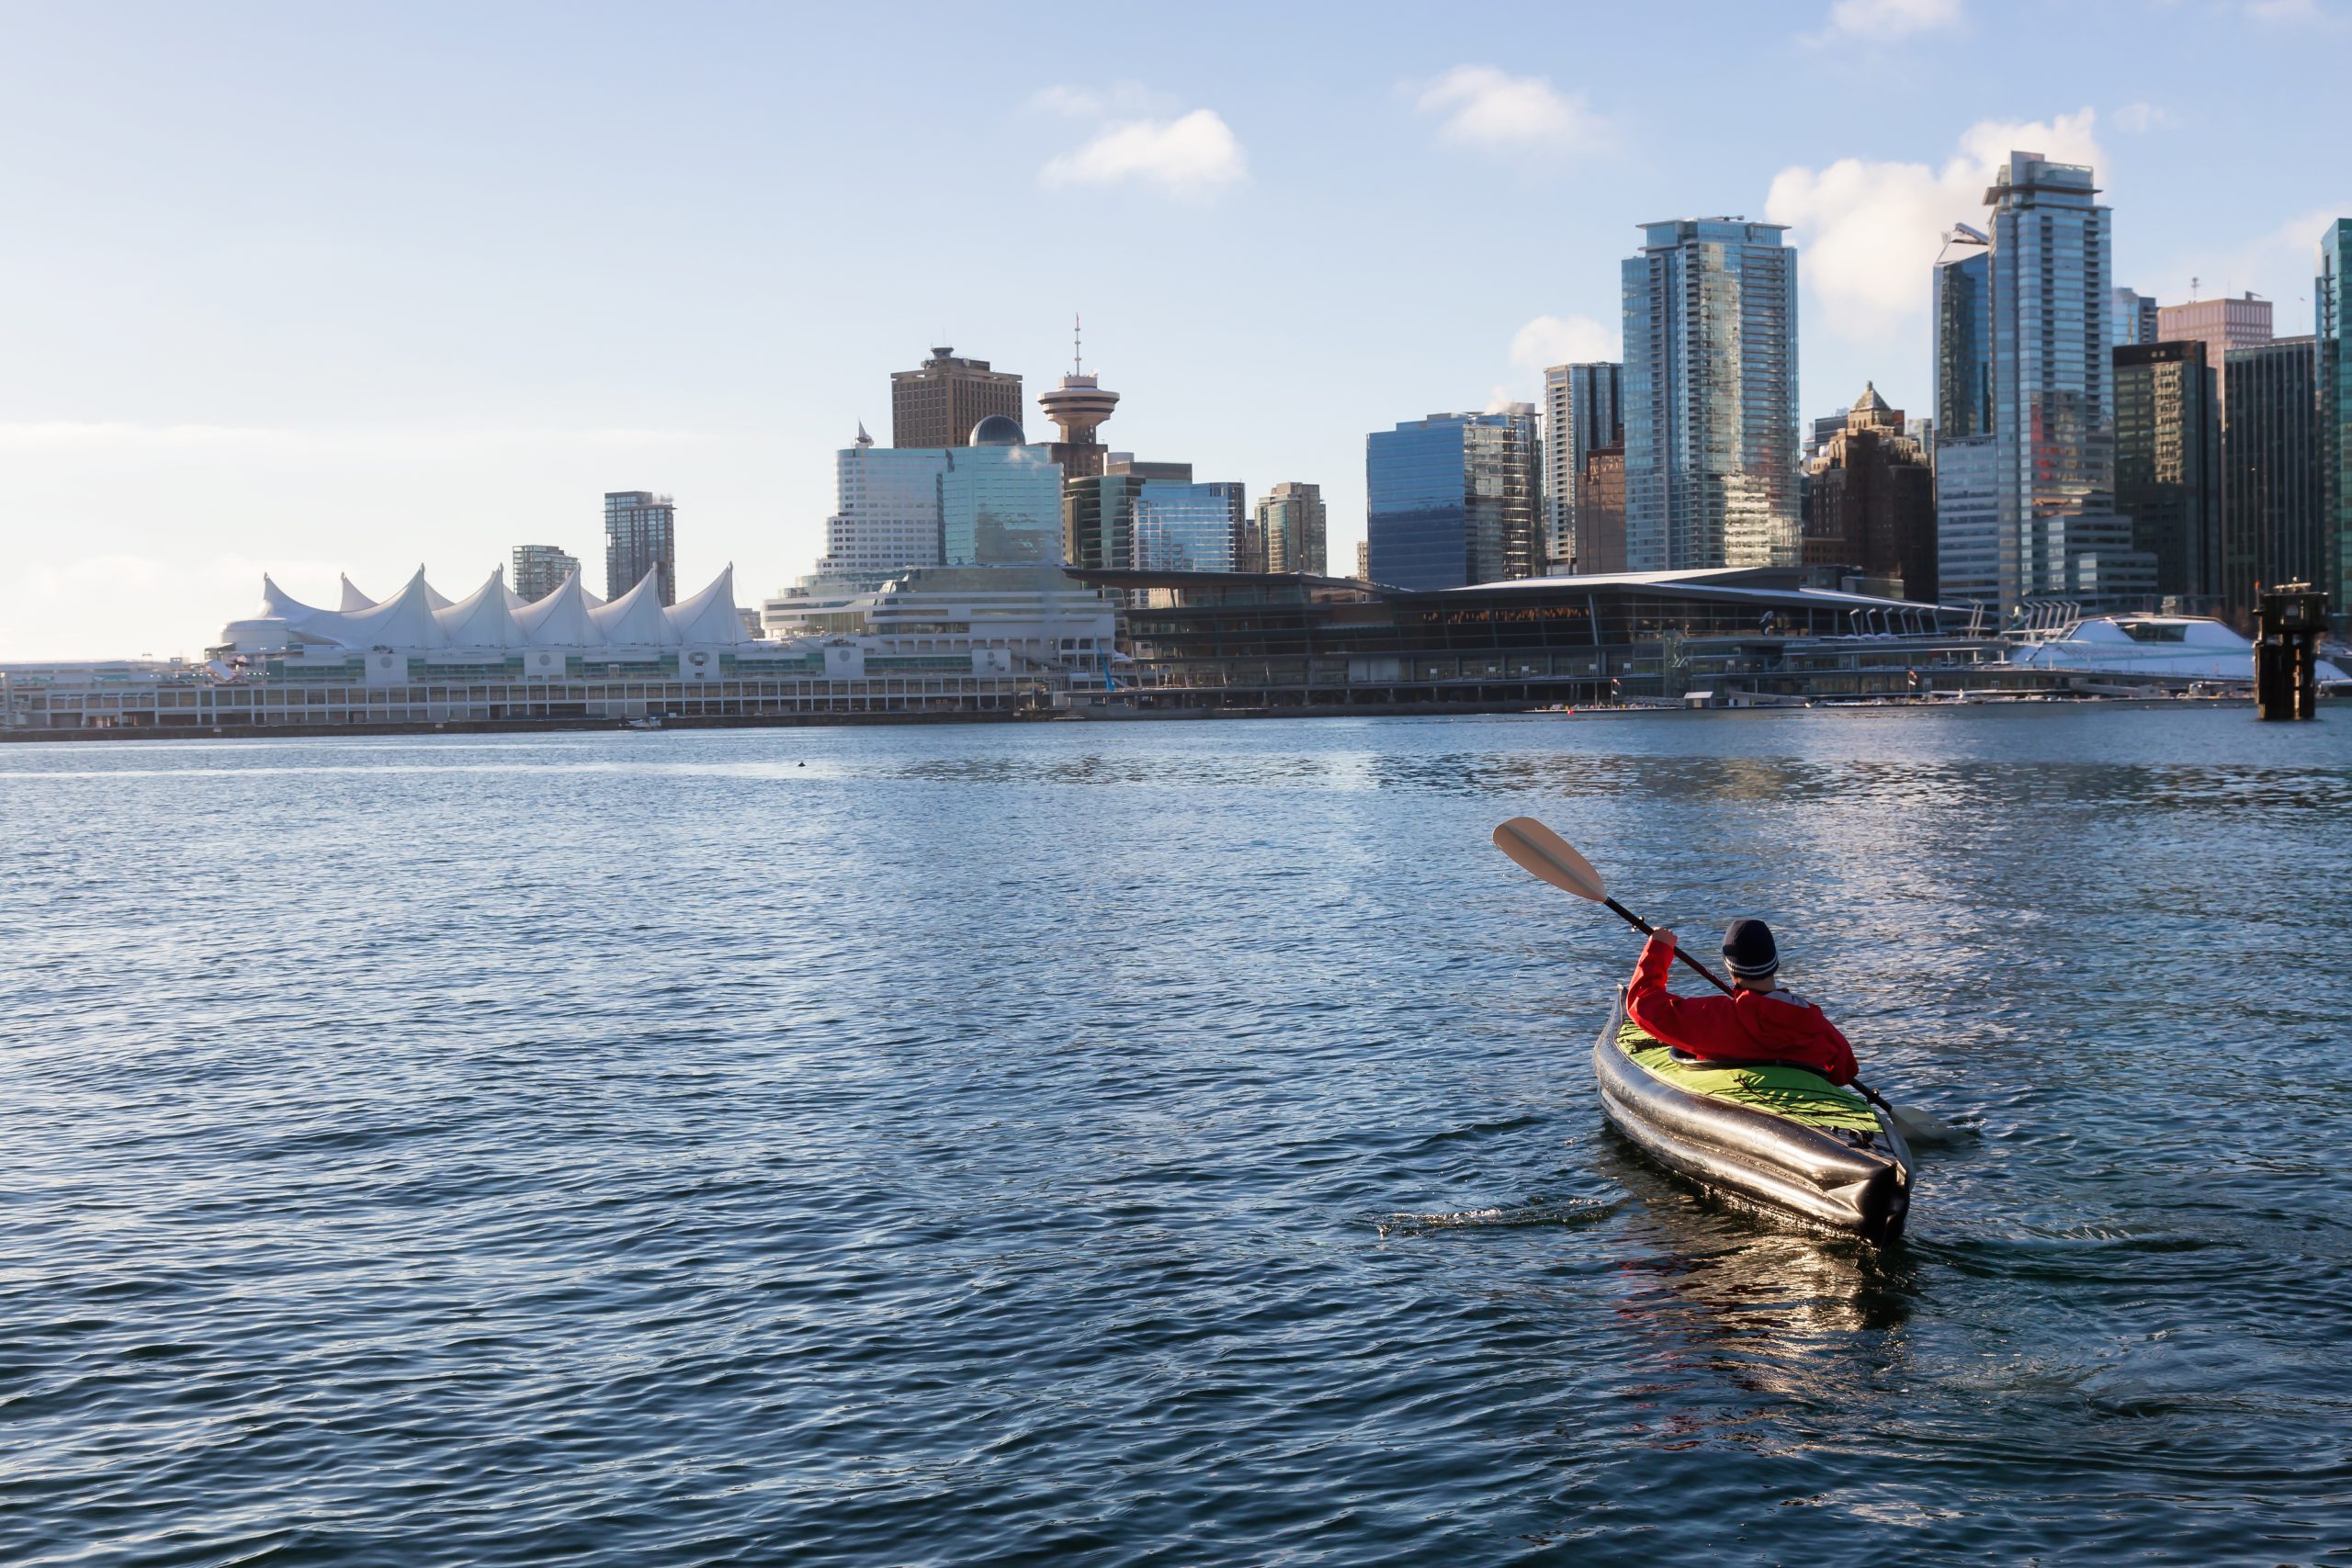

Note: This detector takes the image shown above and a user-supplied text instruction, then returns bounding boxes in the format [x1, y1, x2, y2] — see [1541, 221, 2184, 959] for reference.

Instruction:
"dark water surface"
[5, 709, 2349, 1565]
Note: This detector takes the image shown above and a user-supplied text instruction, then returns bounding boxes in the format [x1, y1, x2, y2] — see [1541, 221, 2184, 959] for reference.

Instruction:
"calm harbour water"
[5, 707, 2350, 1565]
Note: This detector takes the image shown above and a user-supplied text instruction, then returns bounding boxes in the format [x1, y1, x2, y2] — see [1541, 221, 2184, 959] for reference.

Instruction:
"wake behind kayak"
[1594, 987, 1913, 1245]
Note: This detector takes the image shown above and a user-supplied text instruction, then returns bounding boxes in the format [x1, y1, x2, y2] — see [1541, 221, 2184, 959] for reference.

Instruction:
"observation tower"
[1037, 316, 1119, 479]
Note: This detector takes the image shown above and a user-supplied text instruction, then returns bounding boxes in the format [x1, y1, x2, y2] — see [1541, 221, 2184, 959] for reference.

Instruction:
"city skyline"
[3, 1, 2347, 658]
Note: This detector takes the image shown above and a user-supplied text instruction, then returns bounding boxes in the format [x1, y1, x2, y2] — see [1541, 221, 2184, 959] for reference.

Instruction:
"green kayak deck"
[1613, 1019, 1880, 1134]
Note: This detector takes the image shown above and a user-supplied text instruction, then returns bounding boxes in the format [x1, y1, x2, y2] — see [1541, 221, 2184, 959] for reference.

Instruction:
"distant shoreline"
[0, 693, 2283, 742]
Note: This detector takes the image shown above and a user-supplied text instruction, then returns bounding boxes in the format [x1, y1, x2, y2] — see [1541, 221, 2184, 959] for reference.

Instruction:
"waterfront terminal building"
[2, 564, 1120, 734]
[1068, 566, 1996, 707]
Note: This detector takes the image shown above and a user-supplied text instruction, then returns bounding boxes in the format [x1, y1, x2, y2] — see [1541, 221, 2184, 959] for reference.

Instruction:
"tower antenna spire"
[1074, 313, 1084, 376]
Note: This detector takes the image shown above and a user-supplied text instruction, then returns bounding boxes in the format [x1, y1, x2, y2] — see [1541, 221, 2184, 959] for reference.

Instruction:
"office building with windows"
[891, 347, 1023, 450]
[942, 419, 1065, 567]
[511, 545, 581, 604]
[2320, 219, 2352, 626]
[1933, 234, 1993, 439]
[2114, 341, 2222, 603]
[1623, 219, 1801, 571]
[2110, 288, 2158, 350]
[1130, 482, 1239, 572]
[1802, 384, 1938, 601]
[1985, 152, 2114, 608]
[1542, 363, 1623, 572]
[1256, 482, 1327, 575]
[1935, 434, 2000, 604]
[604, 491, 677, 605]
[1365, 408, 1542, 591]
[816, 434, 950, 588]
[2223, 336, 2324, 616]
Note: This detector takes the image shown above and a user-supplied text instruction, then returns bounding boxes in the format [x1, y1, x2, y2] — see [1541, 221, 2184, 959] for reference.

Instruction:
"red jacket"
[1624, 931, 1858, 1086]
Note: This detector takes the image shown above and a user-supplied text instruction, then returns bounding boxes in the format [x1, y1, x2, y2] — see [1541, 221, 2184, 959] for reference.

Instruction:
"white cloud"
[1039, 108, 1247, 197]
[2112, 102, 2175, 133]
[2245, 0, 2327, 22]
[1815, 0, 1962, 38]
[1026, 82, 1177, 119]
[1763, 109, 2104, 346]
[1510, 314, 1619, 371]
[1415, 66, 1610, 156]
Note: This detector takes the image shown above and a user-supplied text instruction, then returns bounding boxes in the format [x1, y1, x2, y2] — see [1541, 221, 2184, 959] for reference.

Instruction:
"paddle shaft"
[1598, 897, 1736, 997]
[1599, 891, 1899, 1120]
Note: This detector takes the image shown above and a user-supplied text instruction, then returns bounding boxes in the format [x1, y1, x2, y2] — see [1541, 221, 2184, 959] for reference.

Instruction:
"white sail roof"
[514, 570, 604, 647]
[422, 574, 455, 612]
[590, 570, 680, 645]
[259, 574, 329, 624]
[434, 570, 530, 648]
[305, 570, 451, 649]
[665, 565, 748, 645]
[339, 575, 376, 612]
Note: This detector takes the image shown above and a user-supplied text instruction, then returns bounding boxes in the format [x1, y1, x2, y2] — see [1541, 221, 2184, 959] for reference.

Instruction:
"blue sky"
[3, 0, 2345, 658]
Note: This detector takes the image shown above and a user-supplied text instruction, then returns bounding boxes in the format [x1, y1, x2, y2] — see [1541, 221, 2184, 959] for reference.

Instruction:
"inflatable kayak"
[1594, 987, 1912, 1245]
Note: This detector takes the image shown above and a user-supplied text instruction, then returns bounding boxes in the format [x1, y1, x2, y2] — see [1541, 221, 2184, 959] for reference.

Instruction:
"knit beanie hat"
[1722, 919, 1780, 979]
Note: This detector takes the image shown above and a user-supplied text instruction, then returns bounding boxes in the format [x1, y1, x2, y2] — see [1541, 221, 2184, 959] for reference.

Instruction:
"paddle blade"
[1492, 817, 1608, 902]
[1885, 1101, 1970, 1146]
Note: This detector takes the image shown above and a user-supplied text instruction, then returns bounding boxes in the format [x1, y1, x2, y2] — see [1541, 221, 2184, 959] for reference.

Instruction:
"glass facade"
[941, 445, 1065, 566]
[512, 545, 581, 604]
[2322, 220, 2352, 628]
[2114, 341, 2221, 602]
[1986, 152, 2114, 608]
[2109, 288, 2158, 350]
[1934, 434, 2000, 605]
[2222, 337, 2324, 619]
[1542, 363, 1623, 572]
[1365, 411, 1541, 591]
[1623, 220, 1800, 571]
[1130, 482, 1238, 571]
[1932, 248, 1992, 439]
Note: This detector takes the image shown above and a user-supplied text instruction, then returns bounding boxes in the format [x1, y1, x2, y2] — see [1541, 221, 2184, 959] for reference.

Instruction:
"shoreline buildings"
[2113, 341, 2221, 603]
[1623, 219, 1800, 571]
[2319, 221, 2350, 620]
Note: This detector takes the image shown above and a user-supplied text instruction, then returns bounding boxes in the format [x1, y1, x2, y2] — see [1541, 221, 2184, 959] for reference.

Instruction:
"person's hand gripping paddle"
[1491, 815, 1958, 1145]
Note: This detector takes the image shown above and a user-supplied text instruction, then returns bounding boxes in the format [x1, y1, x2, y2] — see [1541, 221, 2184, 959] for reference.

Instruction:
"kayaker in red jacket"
[1626, 919, 1859, 1086]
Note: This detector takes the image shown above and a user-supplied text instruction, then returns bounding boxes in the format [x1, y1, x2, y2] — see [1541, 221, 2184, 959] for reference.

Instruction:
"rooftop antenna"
[2190, 276, 2200, 301]
[1074, 313, 1084, 376]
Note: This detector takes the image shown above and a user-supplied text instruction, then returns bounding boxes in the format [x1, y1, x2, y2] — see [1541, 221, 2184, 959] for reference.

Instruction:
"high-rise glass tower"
[2114, 341, 2221, 603]
[1932, 237, 1992, 438]
[1365, 410, 1541, 591]
[1985, 152, 2114, 608]
[604, 491, 676, 604]
[1541, 363, 1623, 572]
[1934, 435, 2000, 604]
[2222, 337, 2324, 617]
[1255, 482, 1328, 575]
[891, 347, 1023, 450]
[1622, 219, 1800, 571]
[2320, 219, 2352, 626]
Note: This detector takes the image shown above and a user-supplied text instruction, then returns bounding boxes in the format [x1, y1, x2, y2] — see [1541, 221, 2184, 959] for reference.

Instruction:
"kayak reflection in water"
[1626, 919, 1859, 1087]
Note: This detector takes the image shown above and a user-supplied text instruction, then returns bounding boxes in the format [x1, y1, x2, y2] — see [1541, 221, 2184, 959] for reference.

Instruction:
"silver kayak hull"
[1593, 989, 1912, 1245]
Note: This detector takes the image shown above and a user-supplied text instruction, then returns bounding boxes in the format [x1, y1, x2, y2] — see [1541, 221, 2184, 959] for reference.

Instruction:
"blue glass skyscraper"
[1364, 410, 1541, 590]
[1984, 152, 2114, 608]
[1932, 239, 1992, 439]
[2320, 218, 2352, 626]
[1622, 219, 1801, 571]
